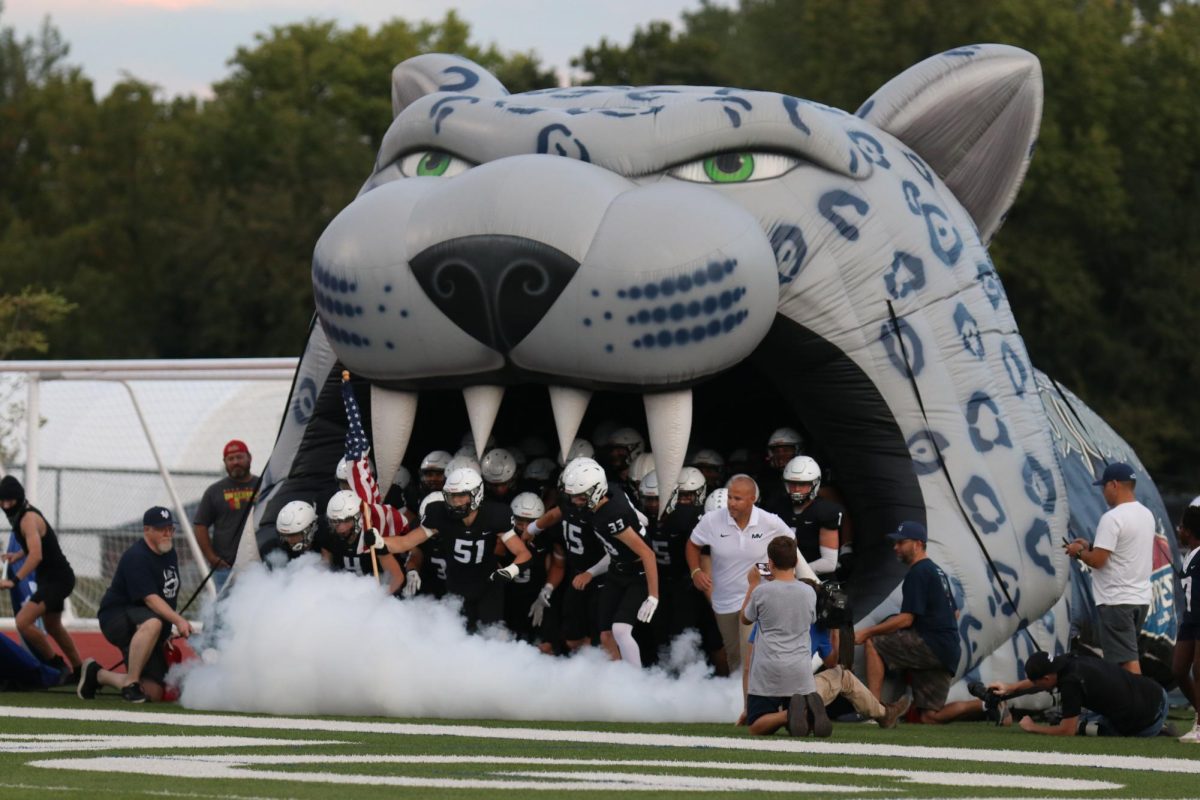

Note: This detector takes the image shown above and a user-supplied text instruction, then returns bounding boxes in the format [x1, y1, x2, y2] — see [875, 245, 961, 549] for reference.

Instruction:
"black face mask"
[2, 503, 21, 527]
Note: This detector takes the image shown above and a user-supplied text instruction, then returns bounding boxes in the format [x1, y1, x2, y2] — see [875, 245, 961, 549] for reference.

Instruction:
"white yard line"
[0, 704, 1190, 775]
[0, 734, 338, 753]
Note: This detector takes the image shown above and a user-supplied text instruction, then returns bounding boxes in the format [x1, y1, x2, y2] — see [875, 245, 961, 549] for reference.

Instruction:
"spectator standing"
[1064, 462, 1155, 673]
[1173, 505, 1200, 742]
[193, 440, 258, 591]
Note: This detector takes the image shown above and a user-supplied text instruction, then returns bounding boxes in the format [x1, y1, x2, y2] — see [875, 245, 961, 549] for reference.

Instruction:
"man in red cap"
[192, 440, 257, 590]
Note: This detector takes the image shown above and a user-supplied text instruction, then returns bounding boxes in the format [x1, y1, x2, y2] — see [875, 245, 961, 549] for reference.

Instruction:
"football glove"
[528, 582, 554, 626]
[490, 562, 520, 582]
[402, 570, 421, 598]
[636, 595, 659, 623]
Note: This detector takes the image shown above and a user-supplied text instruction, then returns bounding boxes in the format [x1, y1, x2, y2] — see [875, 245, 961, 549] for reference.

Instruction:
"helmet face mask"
[276, 500, 318, 553]
[782, 456, 822, 504]
[419, 450, 453, 490]
[767, 427, 803, 470]
[444, 467, 484, 518]
[326, 490, 363, 540]
[666, 466, 707, 514]
[562, 458, 608, 511]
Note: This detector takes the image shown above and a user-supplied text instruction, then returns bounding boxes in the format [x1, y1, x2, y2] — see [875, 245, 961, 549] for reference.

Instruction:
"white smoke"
[177, 556, 742, 722]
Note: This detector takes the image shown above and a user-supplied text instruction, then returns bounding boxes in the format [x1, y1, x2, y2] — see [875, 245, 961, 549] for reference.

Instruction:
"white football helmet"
[480, 448, 518, 484]
[510, 491, 545, 522]
[640, 469, 659, 499]
[690, 448, 724, 468]
[420, 450, 453, 472]
[558, 438, 594, 466]
[335, 457, 351, 484]
[704, 487, 729, 513]
[445, 454, 481, 476]
[506, 445, 527, 472]
[767, 427, 803, 448]
[608, 427, 645, 462]
[326, 490, 362, 537]
[276, 500, 318, 553]
[523, 457, 558, 483]
[630, 452, 656, 485]
[419, 491, 444, 519]
[444, 467, 484, 518]
[782, 455, 822, 503]
[562, 457, 608, 510]
[667, 466, 708, 513]
[391, 465, 411, 490]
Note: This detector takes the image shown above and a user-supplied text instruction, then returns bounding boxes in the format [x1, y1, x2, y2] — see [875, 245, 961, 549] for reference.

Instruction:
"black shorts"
[746, 694, 788, 725]
[562, 576, 603, 642]
[451, 580, 504, 633]
[30, 569, 75, 614]
[98, 605, 171, 683]
[597, 570, 648, 631]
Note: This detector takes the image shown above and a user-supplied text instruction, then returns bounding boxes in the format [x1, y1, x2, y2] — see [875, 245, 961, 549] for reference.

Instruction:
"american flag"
[341, 376, 407, 538]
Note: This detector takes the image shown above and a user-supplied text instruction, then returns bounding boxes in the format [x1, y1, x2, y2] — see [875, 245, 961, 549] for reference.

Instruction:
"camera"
[967, 681, 1008, 725]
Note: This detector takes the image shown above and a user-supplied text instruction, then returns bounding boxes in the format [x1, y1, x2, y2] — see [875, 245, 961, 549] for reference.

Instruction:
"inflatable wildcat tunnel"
[235, 45, 1179, 687]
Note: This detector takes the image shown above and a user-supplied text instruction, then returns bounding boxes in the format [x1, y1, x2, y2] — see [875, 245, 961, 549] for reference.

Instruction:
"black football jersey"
[422, 499, 514, 594]
[554, 499, 610, 575]
[588, 483, 647, 570]
[1182, 548, 1200, 626]
[316, 527, 378, 577]
[784, 496, 844, 564]
[649, 504, 703, 579]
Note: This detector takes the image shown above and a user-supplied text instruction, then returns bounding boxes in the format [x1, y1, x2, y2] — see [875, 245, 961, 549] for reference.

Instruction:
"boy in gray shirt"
[740, 535, 829, 736]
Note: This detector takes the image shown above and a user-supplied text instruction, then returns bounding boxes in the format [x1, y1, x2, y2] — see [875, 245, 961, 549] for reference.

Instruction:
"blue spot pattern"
[624, 288, 746, 325]
[884, 251, 925, 299]
[953, 303, 984, 359]
[618, 259, 736, 299]
[961, 475, 1006, 534]
[880, 317, 924, 376]
[291, 376, 318, 425]
[1022, 454, 1056, 514]
[1023, 518, 1056, 575]
[905, 151, 934, 185]
[986, 561, 1021, 617]
[975, 260, 1004, 310]
[700, 95, 752, 128]
[906, 430, 949, 475]
[945, 46, 982, 57]
[313, 263, 357, 294]
[781, 97, 811, 135]
[536, 124, 590, 161]
[429, 96, 480, 135]
[314, 287, 363, 318]
[770, 224, 808, 285]
[855, 98, 875, 119]
[322, 319, 370, 348]
[438, 66, 480, 92]
[625, 90, 681, 101]
[819, 190, 870, 241]
[902, 181, 922, 215]
[1001, 341, 1029, 395]
[848, 131, 891, 168]
[966, 392, 1011, 452]
[922, 204, 963, 265]
[632, 311, 749, 349]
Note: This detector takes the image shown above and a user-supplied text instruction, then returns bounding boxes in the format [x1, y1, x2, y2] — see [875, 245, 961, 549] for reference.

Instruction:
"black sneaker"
[76, 659, 100, 700]
[120, 682, 147, 704]
[806, 693, 833, 738]
[787, 693, 810, 736]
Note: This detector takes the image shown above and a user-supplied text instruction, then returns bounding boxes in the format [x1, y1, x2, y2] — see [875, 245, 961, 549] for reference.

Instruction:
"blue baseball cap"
[886, 520, 927, 543]
[1092, 462, 1135, 486]
[143, 506, 176, 528]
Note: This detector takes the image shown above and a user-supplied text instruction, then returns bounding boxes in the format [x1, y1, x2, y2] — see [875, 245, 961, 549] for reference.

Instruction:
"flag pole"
[342, 369, 380, 580]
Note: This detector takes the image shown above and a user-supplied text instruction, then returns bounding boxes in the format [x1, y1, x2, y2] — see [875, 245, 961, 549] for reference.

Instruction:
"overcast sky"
[6, 0, 708, 98]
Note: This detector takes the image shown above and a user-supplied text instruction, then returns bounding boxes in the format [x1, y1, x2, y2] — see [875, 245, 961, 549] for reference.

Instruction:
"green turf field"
[1, 689, 1198, 798]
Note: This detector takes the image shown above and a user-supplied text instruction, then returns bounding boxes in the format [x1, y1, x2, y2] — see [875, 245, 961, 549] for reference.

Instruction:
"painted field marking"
[0, 734, 340, 753]
[1, 704, 1193, 775]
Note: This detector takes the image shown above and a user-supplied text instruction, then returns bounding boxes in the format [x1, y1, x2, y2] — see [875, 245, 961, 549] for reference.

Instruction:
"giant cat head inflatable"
[248, 45, 1176, 682]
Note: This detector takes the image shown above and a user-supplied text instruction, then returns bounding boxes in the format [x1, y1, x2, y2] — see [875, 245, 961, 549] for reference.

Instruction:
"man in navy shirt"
[855, 521, 989, 723]
[77, 506, 193, 703]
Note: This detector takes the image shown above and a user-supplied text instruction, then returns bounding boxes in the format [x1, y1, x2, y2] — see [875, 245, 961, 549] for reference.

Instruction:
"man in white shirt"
[686, 474, 816, 673]
[1064, 462, 1155, 674]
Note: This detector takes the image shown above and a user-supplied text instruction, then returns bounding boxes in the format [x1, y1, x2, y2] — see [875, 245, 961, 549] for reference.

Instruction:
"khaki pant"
[715, 611, 753, 674]
[814, 665, 885, 720]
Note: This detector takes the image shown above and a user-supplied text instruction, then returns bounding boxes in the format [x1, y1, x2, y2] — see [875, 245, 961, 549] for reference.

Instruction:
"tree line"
[1, 0, 1197, 491]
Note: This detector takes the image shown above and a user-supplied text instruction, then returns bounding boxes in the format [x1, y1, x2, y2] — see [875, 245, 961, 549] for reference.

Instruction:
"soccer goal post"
[0, 358, 296, 629]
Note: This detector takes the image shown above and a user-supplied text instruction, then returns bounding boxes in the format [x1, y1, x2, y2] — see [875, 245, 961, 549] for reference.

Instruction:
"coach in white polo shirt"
[1065, 461, 1155, 674]
[686, 474, 817, 673]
